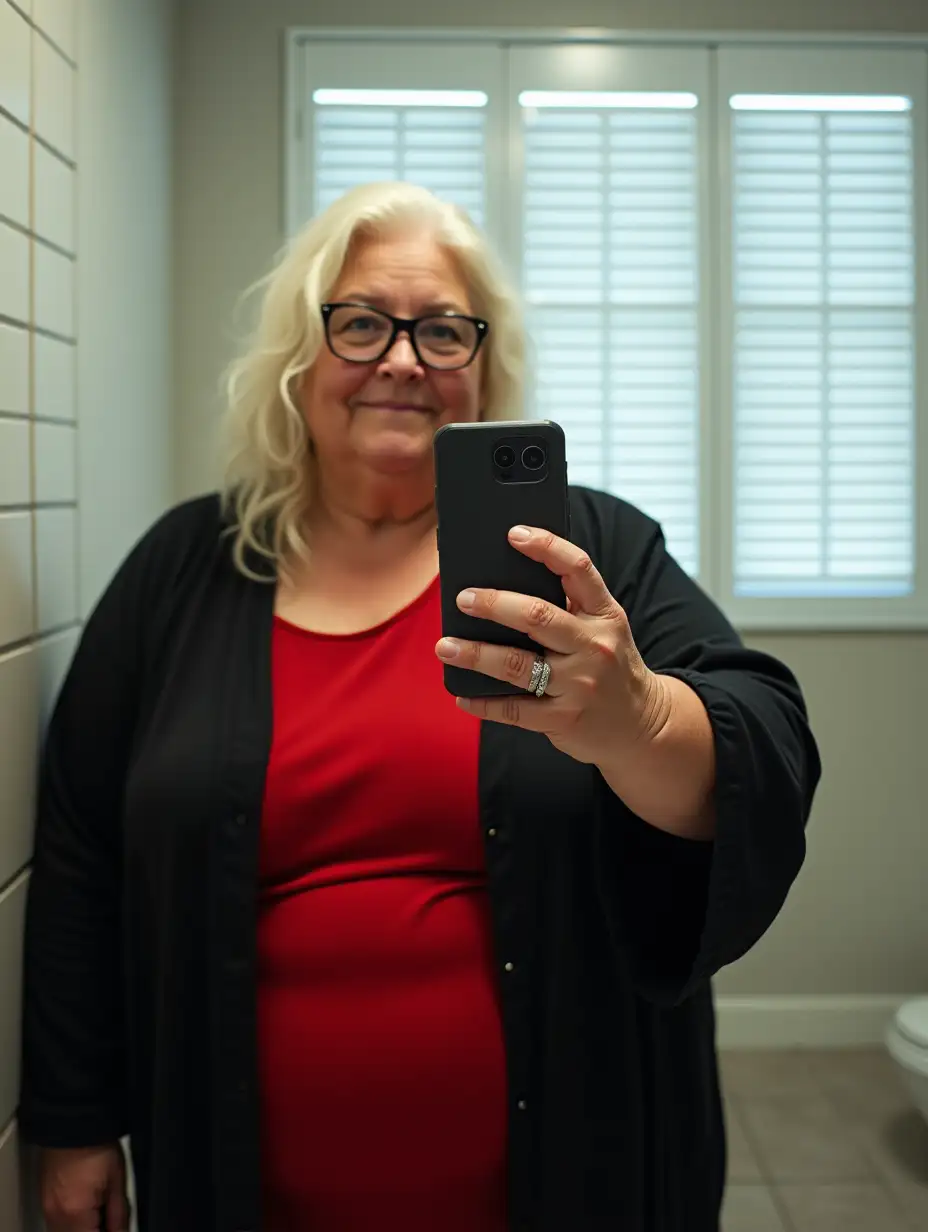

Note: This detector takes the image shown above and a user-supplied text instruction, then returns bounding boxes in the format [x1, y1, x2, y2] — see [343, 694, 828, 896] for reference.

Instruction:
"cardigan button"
[487, 827, 497, 838]
[516, 1098, 528, 1111]
[504, 961, 515, 973]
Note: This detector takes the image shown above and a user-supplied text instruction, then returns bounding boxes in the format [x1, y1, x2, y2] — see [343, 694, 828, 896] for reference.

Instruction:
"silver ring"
[528, 656, 551, 698]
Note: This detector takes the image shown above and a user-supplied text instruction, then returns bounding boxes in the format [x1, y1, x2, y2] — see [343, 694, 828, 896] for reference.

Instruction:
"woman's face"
[300, 229, 484, 489]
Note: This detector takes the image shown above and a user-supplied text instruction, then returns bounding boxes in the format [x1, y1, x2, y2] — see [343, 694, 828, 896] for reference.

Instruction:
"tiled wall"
[0, 1, 80, 1224]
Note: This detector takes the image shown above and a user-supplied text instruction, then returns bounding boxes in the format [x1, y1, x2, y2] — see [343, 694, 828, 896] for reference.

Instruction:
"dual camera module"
[492, 439, 548, 482]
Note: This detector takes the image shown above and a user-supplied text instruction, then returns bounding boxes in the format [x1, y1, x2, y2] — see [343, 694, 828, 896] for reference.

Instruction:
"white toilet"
[886, 998, 928, 1124]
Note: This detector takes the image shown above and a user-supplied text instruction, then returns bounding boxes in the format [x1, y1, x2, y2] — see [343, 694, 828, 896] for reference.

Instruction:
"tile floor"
[720, 1048, 928, 1231]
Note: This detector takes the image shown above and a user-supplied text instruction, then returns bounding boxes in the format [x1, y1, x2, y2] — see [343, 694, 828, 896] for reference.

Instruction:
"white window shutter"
[313, 103, 486, 225]
[521, 105, 701, 576]
[731, 104, 916, 598]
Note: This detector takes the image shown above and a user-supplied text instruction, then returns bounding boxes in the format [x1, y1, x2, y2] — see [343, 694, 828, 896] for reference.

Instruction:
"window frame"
[284, 28, 928, 632]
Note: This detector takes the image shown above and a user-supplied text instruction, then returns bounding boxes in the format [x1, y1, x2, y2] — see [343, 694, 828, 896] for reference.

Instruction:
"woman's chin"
[354, 425, 435, 475]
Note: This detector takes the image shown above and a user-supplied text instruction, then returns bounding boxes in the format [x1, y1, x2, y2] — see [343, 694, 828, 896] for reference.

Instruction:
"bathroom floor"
[720, 1048, 928, 1231]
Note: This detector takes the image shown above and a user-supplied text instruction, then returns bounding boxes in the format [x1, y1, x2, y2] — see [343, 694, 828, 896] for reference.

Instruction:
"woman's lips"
[356, 401, 434, 413]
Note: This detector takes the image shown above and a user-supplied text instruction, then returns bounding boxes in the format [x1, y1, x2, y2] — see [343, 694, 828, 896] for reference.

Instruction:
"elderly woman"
[20, 181, 819, 1232]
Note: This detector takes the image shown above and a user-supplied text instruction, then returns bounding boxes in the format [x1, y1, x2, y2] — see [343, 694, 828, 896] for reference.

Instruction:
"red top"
[257, 576, 509, 1232]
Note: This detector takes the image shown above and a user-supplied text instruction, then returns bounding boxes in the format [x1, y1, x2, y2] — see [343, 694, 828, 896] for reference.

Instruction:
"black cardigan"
[19, 487, 820, 1232]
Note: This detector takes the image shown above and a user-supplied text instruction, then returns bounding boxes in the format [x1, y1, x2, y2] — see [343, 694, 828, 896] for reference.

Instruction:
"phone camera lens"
[522, 445, 546, 471]
[494, 445, 516, 469]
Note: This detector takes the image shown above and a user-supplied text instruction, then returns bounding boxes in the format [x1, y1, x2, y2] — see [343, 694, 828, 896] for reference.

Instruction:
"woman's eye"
[423, 322, 461, 342]
[342, 315, 380, 333]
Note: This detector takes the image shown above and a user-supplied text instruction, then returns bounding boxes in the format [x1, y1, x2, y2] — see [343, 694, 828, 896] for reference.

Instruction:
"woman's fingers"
[507, 526, 619, 617]
[454, 587, 585, 656]
[436, 637, 561, 696]
[106, 1185, 131, 1232]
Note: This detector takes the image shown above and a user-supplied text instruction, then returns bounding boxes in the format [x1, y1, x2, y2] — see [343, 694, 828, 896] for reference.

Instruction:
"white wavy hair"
[221, 181, 526, 579]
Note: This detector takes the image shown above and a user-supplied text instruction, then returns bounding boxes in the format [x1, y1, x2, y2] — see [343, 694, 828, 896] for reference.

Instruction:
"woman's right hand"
[40, 1143, 131, 1232]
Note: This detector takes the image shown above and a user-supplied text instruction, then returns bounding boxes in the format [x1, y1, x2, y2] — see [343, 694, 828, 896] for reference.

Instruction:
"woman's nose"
[379, 331, 421, 372]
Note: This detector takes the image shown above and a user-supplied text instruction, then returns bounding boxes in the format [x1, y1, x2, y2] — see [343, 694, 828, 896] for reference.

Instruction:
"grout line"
[5, 0, 77, 69]
[1, 501, 78, 513]
[36, 231, 78, 262]
[0, 211, 80, 262]
[0, 620, 83, 661]
[32, 130, 76, 170]
[35, 413, 76, 426]
[32, 21, 77, 71]
[0, 312, 76, 344]
[727, 1093, 800, 1232]
[810, 1068, 920, 1231]
[0, 635, 35, 658]
[0, 100, 29, 136]
[0, 863, 31, 903]
[0, 410, 77, 427]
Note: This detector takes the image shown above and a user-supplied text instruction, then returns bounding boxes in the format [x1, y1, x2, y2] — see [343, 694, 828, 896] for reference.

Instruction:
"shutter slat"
[312, 103, 486, 224]
[732, 101, 915, 598]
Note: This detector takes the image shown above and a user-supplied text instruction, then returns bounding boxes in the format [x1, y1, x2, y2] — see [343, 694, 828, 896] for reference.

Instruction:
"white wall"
[0, 1, 175, 1224]
[77, 0, 175, 612]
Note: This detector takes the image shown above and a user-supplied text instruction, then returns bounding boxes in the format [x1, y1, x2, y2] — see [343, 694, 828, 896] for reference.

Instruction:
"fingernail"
[436, 637, 461, 659]
[457, 590, 477, 609]
[509, 525, 531, 542]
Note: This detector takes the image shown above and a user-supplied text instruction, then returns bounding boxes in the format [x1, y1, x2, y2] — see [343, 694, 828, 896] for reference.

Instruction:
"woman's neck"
[304, 493, 437, 577]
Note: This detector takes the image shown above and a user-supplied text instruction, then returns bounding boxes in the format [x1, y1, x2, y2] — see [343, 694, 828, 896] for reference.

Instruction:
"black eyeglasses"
[321, 302, 488, 371]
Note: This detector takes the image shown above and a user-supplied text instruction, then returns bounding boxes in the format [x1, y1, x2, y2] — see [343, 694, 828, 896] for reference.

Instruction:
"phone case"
[434, 420, 570, 698]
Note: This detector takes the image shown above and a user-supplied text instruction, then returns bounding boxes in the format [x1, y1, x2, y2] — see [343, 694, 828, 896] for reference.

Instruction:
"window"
[717, 48, 926, 628]
[286, 35, 928, 629]
[731, 100, 914, 600]
[312, 89, 487, 224]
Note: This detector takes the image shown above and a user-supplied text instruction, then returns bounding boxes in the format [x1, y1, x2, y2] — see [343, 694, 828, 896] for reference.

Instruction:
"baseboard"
[714, 994, 907, 1049]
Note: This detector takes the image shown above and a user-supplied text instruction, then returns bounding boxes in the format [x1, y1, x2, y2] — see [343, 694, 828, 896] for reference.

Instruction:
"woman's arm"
[594, 673, 717, 840]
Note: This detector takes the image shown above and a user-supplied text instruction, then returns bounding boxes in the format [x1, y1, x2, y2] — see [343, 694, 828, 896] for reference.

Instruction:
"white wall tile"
[0, 1119, 25, 1232]
[0, 647, 38, 886]
[0, 512, 33, 645]
[34, 421, 75, 503]
[0, 325, 29, 416]
[34, 244, 74, 339]
[34, 334, 75, 421]
[33, 0, 75, 61]
[0, 420, 30, 506]
[0, 1, 31, 127]
[37, 625, 77, 732]
[0, 115, 29, 230]
[34, 144, 75, 253]
[34, 34, 74, 160]
[0, 874, 29, 1130]
[0, 223, 30, 326]
[35, 506, 77, 630]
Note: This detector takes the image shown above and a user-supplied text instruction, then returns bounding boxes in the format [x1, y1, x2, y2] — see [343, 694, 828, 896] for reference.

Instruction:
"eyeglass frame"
[320, 302, 489, 371]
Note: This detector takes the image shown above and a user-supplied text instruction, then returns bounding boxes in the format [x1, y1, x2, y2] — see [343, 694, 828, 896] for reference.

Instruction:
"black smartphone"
[433, 420, 570, 699]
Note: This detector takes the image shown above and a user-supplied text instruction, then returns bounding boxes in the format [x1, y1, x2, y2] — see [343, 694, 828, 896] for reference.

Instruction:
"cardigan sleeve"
[18, 499, 216, 1146]
[589, 496, 821, 1007]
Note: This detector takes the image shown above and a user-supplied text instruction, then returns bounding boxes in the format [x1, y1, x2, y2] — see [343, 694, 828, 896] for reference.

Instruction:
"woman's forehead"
[334, 230, 471, 300]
